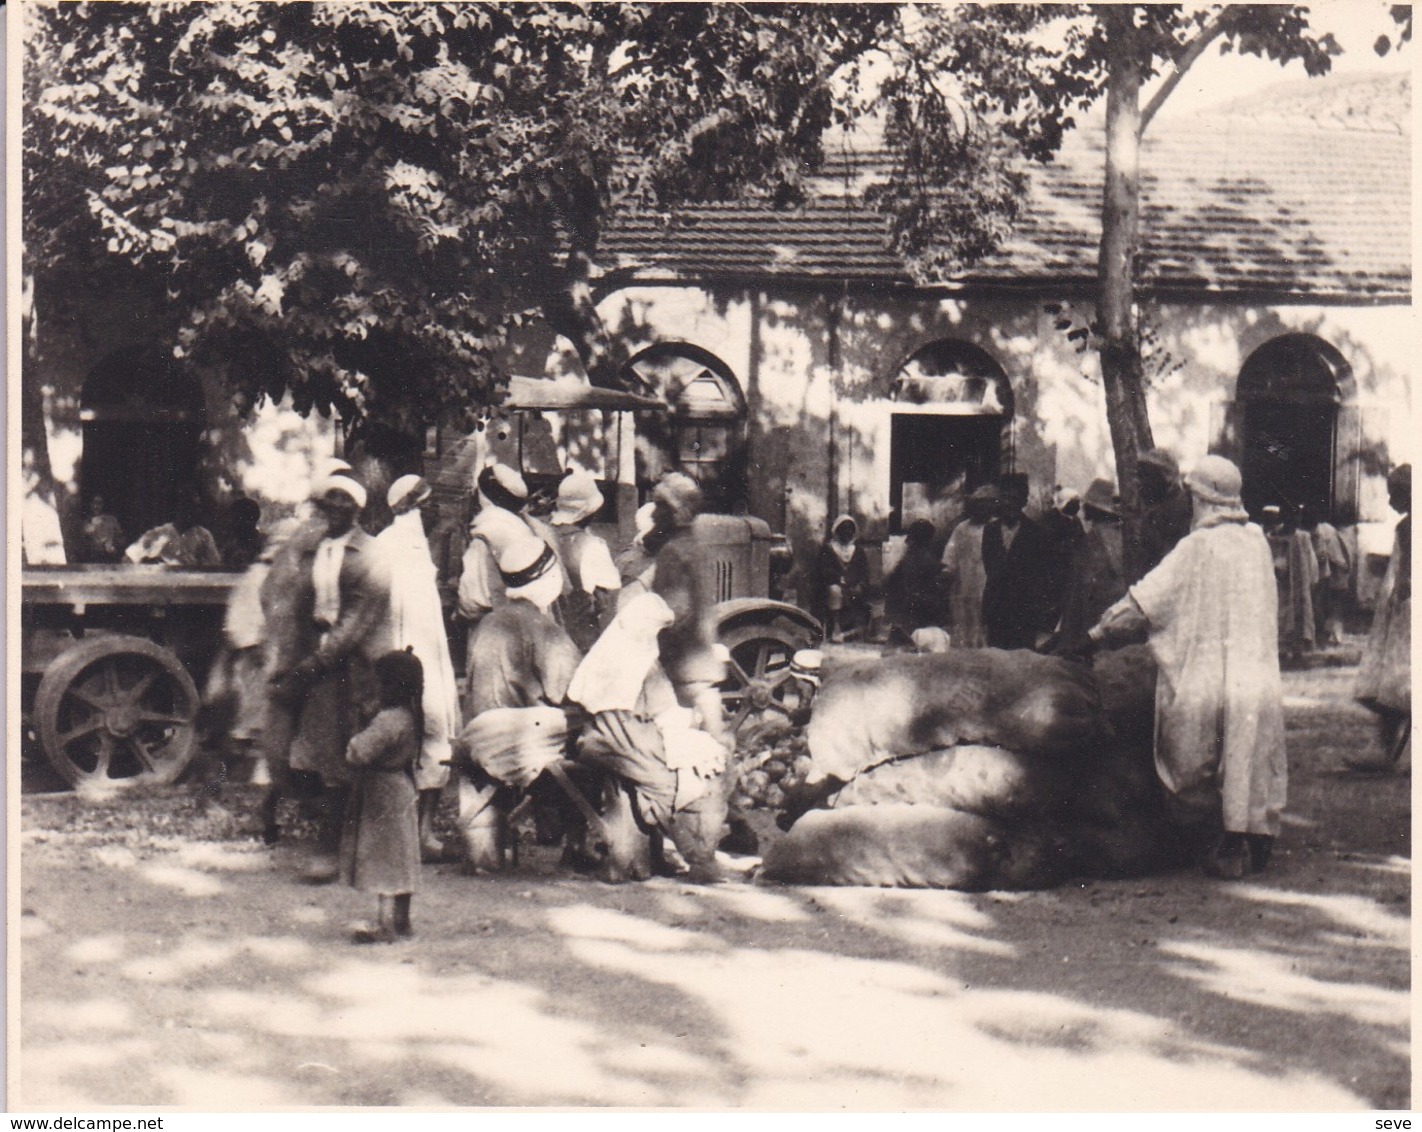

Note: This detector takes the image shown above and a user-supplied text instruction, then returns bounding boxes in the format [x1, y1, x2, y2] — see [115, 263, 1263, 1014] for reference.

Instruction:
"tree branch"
[1140, 7, 1237, 134]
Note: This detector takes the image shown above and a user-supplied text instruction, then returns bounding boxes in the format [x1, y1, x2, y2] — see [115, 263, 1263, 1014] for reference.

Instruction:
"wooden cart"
[21, 565, 241, 789]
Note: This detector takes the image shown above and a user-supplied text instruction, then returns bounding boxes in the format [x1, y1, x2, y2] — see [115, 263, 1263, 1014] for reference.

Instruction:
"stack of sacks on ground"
[760, 645, 1189, 890]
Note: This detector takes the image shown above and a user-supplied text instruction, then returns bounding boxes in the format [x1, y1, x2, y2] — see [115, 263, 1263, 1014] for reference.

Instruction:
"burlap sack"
[759, 804, 1074, 891]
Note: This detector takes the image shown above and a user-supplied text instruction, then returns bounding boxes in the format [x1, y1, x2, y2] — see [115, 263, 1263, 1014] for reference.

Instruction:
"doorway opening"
[888, 339, 1013, 534]
[79, 346, 206, 543]
[1235, 334, 1353, 521]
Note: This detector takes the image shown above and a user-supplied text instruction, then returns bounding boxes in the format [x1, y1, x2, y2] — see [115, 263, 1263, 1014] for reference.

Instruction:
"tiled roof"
[603, 84, 1410, 301]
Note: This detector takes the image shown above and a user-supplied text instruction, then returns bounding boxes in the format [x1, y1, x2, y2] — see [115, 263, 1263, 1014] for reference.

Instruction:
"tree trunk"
[1098, 6, 1157, 582]
[21, 274, 70, 563]
[541, 249, 635, 392]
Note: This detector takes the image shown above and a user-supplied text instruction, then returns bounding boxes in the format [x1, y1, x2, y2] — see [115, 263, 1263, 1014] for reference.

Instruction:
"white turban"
[388, 474, 431, 510]
[313, 474, 368, 510]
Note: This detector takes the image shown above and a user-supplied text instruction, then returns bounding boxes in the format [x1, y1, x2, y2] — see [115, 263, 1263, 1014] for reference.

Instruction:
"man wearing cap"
[549, 470, 622, 652]
[981, 473, 1056, 650]
[1137, 447, 1193, 574]
[1085, 455, 1285, 880]
[376, 475, 462, 859]
[1056, 478, 1127, 644]
[940, 484, 996, 648]
[453, 513, 582, 870]
[263, 474, 392, 881]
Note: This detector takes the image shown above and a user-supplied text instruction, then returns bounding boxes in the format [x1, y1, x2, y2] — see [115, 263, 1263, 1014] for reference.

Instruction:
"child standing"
[341, 649, 424, 944]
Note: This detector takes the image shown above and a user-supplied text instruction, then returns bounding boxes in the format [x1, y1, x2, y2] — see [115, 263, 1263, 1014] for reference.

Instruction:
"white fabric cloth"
[567, 593, 675, 714]
[1126, 520, 1286, 835]
[570, 533, 622, 594]
[458, 705, 568, 789]
[312, 530, 354, 626]
[376, 510, 462, 788]
[224, 562, 270, 651]
[458, 505, 565, 617]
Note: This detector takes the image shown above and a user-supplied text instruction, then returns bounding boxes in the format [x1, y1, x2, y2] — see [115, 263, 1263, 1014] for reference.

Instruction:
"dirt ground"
[15, 662, 1410, 1111]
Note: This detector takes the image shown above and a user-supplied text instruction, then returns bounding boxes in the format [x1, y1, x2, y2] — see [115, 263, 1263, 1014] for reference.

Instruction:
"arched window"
[1231, 333, 1356, 522]
[79, 345, 206, 545]
[626, 344, 747, 513]
[888, 339, 1013, 533]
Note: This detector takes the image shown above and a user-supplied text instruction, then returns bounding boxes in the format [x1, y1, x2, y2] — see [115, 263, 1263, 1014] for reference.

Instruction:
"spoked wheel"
[34, 634, 199, 790]
[718, 619, 817, 740]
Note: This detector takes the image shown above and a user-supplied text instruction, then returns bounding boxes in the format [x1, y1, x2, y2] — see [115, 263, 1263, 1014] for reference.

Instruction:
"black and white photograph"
[10, 0, 1413, 1114]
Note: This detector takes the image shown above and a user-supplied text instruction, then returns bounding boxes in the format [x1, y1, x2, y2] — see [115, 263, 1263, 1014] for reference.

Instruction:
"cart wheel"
[718, 618, 817, 740]
[34, 634, 199, 789]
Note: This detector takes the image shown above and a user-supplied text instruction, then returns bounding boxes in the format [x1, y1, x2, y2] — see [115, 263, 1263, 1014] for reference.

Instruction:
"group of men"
[832, 447, 1190, 654]
[250, 460, 732, 886]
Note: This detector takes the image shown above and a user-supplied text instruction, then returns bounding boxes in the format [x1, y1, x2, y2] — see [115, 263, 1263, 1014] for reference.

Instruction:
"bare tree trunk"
[21, 274, 70, 562]
[542, 249, 634, 391]
[1098, 5, 1157, 582]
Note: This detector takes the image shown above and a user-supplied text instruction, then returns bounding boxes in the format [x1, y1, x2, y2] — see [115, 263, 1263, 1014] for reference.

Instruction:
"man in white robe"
[1087, 454, 1285, 879]
[377, 475, 462, 859]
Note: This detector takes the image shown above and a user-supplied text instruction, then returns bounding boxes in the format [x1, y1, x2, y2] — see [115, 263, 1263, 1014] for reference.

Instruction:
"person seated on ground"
[1084, 455, 1285, 881]
[222, 497, 265, 570]
[125, 493, 222, 567]
[814, 514, 871, 643]
[451, 515, 581, 871]
[78, 494, 125, 563]
[883, 518, 944, 644]
[1352, 464, 1410, 771]
[568, 593, 729, 884]
[550, 470, 622, 652]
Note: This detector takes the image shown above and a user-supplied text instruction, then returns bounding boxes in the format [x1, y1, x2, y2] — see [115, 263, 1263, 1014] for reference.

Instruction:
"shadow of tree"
[19, 670, 1408, 1110]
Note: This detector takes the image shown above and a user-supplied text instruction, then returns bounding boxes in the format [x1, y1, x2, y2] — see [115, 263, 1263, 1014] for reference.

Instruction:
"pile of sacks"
[760, 645, 1192, 890]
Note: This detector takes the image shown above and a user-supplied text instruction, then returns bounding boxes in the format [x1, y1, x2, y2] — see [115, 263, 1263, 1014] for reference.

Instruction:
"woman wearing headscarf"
[1353, 464, 1410, 769]
[1086, 455, 1285, 880]
[814, 514, 871, 643]
[376, 475, 462, 859]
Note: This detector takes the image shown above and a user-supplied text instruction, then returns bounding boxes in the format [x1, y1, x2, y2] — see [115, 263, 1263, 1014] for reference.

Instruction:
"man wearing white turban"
[262, 474, 392, 882]
[376, 475, 462, 859]
[1086, 455, 1286, 880]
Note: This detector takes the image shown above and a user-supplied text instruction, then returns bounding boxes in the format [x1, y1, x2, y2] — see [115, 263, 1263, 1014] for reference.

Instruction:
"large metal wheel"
[34, 634, 199, 789]
[718, 617, 818, 739]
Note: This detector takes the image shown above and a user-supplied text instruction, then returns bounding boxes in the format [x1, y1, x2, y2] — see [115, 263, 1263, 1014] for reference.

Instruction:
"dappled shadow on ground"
[19, 667, 1409, 1110]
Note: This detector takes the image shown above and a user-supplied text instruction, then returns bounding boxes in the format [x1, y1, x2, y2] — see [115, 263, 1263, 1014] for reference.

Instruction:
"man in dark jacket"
[981, 474, 1055, 649]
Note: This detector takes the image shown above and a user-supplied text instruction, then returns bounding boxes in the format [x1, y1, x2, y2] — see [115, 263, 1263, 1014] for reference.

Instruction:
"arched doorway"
[79, 346, 206, 543]
[888, 339, 1014, 534]
[1235, 334, 1354, 521]
[625, 344, 748, 513]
